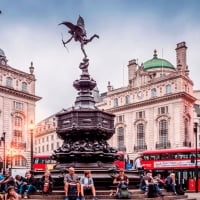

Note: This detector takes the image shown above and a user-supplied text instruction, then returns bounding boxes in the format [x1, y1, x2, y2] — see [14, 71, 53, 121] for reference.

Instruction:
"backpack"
[116, 183, 130, 199]
[148, 183, 158, 198]
[175, 184, 185, 195]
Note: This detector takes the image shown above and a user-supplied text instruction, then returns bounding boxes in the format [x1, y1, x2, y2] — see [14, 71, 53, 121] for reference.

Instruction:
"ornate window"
[136, 111, 145, 119]
[13, 155, 27, 167]
[159, 119, 168, 146]
[117, 127, 125, 151]
[151, 88, 157, 97]
[137, 123, 145, 147]
[114, 98, 118, 107]
[22, 82, 27, 92]
[125, 95, 130, 104]
[13, 116, 23, 144]
[6, 77, 13, 87]
[14, 101, 23, 111]
[166, 84, 172, 94]
[158, 106, 168, 115]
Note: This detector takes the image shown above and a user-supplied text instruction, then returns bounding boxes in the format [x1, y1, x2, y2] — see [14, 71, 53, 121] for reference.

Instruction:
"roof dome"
[143, 50, 174, 70]
[0, 48, 6, 57]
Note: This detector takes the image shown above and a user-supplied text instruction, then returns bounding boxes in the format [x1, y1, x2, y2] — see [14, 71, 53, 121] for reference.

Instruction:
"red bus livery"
[114, 151, 125, 169]
[32, 155, 56, 171]
[141, 148, 200, 170]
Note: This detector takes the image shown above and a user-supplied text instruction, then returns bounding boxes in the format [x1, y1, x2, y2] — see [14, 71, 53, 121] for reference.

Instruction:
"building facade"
[96, 42, 198, 160]
[0, 48, 41, 171]
[35, 114, 62, 155]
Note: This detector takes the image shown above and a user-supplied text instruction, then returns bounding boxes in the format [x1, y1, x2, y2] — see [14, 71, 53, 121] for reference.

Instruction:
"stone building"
[34, 114, 62, 155]
[96, 41, 198, 160]
[0, 48, 41, 171]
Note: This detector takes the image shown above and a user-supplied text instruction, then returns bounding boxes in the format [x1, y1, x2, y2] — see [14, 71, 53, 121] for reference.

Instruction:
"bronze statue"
[59, 15, 99, 58]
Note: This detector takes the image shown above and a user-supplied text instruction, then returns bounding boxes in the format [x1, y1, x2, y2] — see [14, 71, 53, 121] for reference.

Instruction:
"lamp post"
[30, 120, 34, 170]
[7, 148, 16, 175]
[194, 122, 198, 193]
[0, 132, 6, 174]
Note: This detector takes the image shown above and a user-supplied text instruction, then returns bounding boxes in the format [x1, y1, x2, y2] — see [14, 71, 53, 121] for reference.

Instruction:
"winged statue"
[59, 15, 99, 58]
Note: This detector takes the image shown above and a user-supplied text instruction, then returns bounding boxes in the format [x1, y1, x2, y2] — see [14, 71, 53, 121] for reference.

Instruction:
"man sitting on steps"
[64, 167, 80, 200]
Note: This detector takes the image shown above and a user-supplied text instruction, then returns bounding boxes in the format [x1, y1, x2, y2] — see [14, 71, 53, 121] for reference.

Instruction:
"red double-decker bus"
[114, 151, 125, 169]
[32, 155, 56, 171]
[140, 148, 200, 190]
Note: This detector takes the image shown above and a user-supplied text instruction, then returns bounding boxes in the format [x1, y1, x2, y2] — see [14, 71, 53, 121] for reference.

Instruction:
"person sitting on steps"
[39, 170, 54, 195]
[164, 173, 177, 195]
[64, 167, 80, 200]
[80, 170, 97, 200]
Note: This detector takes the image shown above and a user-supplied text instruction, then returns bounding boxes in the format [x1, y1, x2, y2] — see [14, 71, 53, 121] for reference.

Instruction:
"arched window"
[166, 84, 171, 94]
[125, 95, 130, 104]
[6, 77, 13, 87]
[114, 98, 118, 107]
[151, 88, 157, 97]
[137, 123, 145, 148]
[13, 116, 23, 143]
[117, 127, 125, 151]
[159, 120, 168, 148]
[13, 155, 27, 167]
[22, 82, 27, 92]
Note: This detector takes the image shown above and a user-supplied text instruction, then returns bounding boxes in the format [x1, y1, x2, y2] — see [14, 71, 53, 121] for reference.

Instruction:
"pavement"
[185, 192, 200, 200]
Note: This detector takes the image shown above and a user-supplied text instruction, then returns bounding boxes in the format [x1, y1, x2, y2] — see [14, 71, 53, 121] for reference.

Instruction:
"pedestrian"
[80, 170, 97, 200]
[15, 175, 26, 194]
[135, 157, 144, 171]
[18, 171, 37, 198]
[39, 170, 54, 194]
[5, 186, 19, 200]
[164, 173, 177, 195]
[140, 170, 164, 197]
[0, 171, 15, 192]
[63, 167, 80, 200]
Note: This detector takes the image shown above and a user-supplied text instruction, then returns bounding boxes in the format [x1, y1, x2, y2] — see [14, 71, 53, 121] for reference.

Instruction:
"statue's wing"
[59, 21, 82, 33]
[59, 21, 76, 31]
[77, 15, 85, 28]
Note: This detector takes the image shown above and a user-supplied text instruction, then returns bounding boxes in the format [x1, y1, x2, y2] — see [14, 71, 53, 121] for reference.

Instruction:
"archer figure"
[59, 15, 99, 58]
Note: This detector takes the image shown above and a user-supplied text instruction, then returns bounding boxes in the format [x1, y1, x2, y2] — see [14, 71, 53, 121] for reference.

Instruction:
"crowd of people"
[0, 166, 185, 200]
[0, 170, 53, 200]
[0, 168, 98, 200]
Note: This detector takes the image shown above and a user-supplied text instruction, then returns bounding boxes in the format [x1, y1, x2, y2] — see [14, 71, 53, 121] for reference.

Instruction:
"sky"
[0, 0, 200, 122]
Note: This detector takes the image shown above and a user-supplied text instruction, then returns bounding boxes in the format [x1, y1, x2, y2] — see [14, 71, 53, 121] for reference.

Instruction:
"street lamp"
[0, 132, 6, 174]
[194, 122, 198, 193]
[29, 120, 34, 170]
[7, 148, 16, 175]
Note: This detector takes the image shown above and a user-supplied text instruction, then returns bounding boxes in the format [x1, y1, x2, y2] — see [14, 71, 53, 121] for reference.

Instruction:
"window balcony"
[155, 141, 171, 149]
[183, 141, 191, 147]
[134, 144, 147, 152]
[11, 141, 26, 149]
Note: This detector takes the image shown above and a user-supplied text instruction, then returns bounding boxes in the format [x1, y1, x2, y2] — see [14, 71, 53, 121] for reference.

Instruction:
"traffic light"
[191, 155, 195, 163]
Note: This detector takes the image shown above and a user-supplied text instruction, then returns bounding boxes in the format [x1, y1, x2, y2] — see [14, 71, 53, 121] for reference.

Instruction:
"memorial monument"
[33, 16, 139, 189]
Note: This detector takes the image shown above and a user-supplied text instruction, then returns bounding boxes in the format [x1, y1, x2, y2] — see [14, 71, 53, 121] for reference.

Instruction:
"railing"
[134, 144, 147, 152]
[11, 141, 26, 149]
[183, 141, 191, 147]
[155, 141, 171, 149]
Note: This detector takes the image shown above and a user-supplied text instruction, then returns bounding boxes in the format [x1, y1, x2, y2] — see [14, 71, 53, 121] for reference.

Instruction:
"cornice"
[0, 85, 41, 101]
[106, 92, 196, 113]
[106, 73, 193, 97]
[0, 65, 35, 81]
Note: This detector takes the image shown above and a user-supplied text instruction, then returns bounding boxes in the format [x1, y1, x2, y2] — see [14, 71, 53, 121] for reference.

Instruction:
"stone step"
[22, 192, 189, 200]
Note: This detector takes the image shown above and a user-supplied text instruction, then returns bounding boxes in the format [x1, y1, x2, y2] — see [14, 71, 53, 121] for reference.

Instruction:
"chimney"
[175, 42, 188, 72]
[128, 59, 137, 86]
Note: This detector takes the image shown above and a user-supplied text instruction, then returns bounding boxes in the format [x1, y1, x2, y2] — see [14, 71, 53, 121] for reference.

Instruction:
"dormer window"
[166, 84, 171, 94]
[22, 82, 28, 92]
[6, 77, 13, 87]
[114, 98, 118, 107]
[151, 88, 157, 97]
